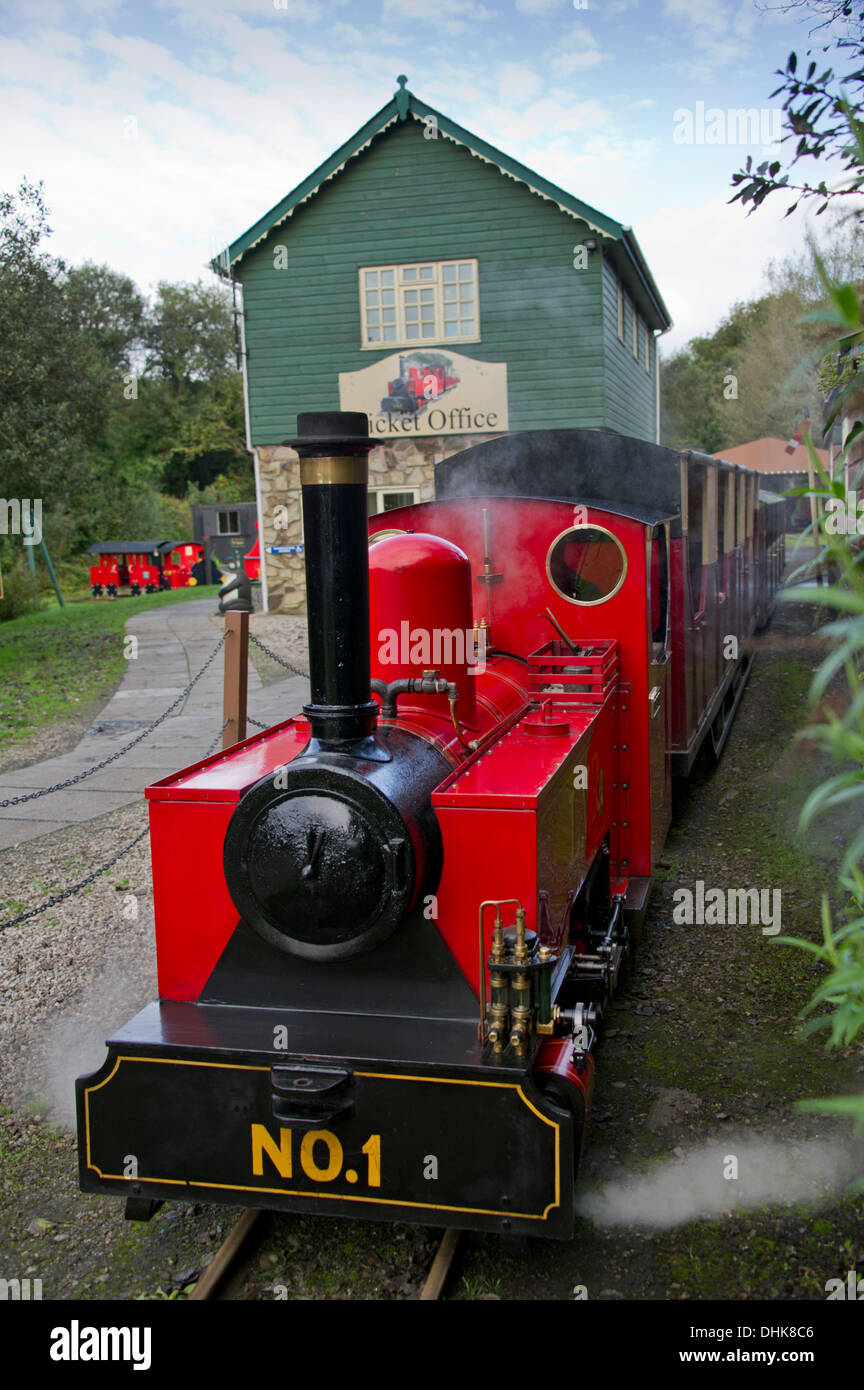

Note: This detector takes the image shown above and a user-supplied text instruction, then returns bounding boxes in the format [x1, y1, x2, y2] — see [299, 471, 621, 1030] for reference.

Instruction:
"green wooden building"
[215, 77, 671, 612]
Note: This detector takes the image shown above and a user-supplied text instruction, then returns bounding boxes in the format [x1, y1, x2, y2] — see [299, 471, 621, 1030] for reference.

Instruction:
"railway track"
[188, 1210, 461, 1301]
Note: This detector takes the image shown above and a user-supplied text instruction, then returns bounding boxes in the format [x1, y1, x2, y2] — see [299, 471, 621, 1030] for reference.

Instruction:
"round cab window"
[547, 526, 627, 606]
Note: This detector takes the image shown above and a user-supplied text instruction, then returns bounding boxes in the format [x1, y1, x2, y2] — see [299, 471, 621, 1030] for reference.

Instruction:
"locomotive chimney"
[285, 411, 378, 744]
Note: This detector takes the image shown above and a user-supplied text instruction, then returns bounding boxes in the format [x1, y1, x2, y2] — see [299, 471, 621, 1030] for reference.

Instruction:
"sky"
[0, 0, 854, 351]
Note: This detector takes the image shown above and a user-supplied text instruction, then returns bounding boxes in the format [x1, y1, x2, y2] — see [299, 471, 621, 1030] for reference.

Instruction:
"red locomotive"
[380, 355, 460, 416]
[161, 543, 206, 589]
[77, 414, 783, 1237]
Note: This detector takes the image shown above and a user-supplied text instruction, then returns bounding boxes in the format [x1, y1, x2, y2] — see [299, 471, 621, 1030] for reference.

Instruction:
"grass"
[0, 586, 221, 756]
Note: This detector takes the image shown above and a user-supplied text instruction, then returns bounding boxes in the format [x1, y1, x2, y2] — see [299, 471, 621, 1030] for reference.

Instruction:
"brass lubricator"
[477, 900, 563, 1056]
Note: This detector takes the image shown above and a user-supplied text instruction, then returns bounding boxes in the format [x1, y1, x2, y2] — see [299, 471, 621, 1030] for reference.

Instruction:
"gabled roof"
[212, 77, 671, 330]
[85, 540, 175, 556]
[715, 437, 829, 475]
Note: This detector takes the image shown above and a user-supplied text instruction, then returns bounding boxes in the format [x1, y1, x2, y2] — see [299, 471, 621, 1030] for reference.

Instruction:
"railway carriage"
[77, 415, 782, 1238]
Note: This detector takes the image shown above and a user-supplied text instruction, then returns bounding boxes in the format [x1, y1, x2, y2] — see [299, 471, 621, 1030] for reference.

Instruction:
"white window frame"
[359, 259, 480, 349]
[368, 486, 419, 516]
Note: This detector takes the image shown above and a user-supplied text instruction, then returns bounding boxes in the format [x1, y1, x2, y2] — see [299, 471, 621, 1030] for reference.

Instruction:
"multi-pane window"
[368, 488, 417, 515]
[217, 509, 240, 535]
[360, 261, 479, 348]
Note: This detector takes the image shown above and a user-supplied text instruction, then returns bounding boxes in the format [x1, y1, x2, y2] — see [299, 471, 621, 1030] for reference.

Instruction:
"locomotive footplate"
[77, 1000, 576, 1238]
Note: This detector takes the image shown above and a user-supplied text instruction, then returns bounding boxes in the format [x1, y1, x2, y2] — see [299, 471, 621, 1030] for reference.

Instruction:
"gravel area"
[248, 612, 309, 684]
[0, 799, 156, 1125]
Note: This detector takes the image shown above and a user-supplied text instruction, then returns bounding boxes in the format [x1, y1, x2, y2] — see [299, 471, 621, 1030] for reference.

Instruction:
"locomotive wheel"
[130, 584, 140, 596]
[91, 585, 102, 597]
[145, 583, 156, 594]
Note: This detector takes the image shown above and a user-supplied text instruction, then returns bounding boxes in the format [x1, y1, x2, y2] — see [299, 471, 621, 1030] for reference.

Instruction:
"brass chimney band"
[300, 456, 368, 487]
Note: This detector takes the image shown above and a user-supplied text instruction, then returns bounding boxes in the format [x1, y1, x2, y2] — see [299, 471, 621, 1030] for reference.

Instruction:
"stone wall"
[257, 433, 492, 613]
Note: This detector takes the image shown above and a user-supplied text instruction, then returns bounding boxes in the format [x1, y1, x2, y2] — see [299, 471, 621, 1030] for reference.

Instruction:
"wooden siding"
[601, 255, 657, 441]
[240, 120, 613, 445]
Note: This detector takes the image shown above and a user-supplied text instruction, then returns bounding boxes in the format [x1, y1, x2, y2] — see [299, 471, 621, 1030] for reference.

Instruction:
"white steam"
[578, 1135, 864, 1228]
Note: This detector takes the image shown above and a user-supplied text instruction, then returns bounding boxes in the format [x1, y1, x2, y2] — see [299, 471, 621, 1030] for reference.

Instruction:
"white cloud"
[380, 0, 492, 36]
[641, 196, 823, 350]
[661, 0, 758, 70]
[515, 0, 562, 13]
[497, 62, 541, 107]
[160, 0, 324, 19]
[550, 19, 605, 76]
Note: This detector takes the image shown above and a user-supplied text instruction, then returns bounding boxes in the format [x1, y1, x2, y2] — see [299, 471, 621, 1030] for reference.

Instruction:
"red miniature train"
[87, 541, 205, 597]
[77, 415, 783, 1237]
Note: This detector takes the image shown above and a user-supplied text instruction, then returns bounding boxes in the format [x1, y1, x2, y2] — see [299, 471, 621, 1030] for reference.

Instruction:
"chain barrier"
[202, 717, 232, 757]
[248, 633, 309, 681]
[0, 630, 305, 929]
[0, 634, 227, 808]
[0, 827, 151, 933]
[0, 715, 234, 933]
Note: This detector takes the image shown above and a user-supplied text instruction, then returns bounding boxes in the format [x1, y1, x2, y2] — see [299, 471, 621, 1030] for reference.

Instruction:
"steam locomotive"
[380, 357, 460, 416]
[76, 414, 784, 1239]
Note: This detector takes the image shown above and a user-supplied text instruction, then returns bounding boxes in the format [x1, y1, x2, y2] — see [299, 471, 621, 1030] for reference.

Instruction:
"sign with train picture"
[339, 348, 508, 437]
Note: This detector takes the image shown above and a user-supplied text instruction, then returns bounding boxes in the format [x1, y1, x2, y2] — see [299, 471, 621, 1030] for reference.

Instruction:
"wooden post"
[222, 611, 250, 749]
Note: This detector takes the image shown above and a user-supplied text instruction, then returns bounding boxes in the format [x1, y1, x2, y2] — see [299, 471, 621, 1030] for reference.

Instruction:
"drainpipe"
[252, 448, 269, 615]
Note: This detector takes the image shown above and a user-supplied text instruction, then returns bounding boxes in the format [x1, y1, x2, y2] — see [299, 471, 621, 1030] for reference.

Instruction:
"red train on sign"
[77, 417, 784, 1238]
[381, 356, 460, 416]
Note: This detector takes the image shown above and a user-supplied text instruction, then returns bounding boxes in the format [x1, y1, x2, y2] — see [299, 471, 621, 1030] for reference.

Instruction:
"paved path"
[0, 599, 308, 850]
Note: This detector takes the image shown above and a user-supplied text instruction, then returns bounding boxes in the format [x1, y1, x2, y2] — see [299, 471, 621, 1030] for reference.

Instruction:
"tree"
[160, 374, 248, 497]
[146, 280, 237, 392]
[758, 0, 864, 31]
[731, 6, 864, 216]
[62, 262, 147, 375]
[661, 217, 863, 452]
[0, 180, 106, 502]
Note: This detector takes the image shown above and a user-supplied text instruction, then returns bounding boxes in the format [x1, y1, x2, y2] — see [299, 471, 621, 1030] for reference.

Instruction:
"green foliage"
[0, 180, 108, 503]
[0, 180, 252, 618]
[737, 15, 864, 1125]
[62, 262, 147, 374]
[146, 280, 237, 390]
[0, 554, 40, 622]
[659, 232, 857, 452]
[730, 12, 864, 217]
[777, 328, 864, 1121]
[661, 299, 763, 451]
